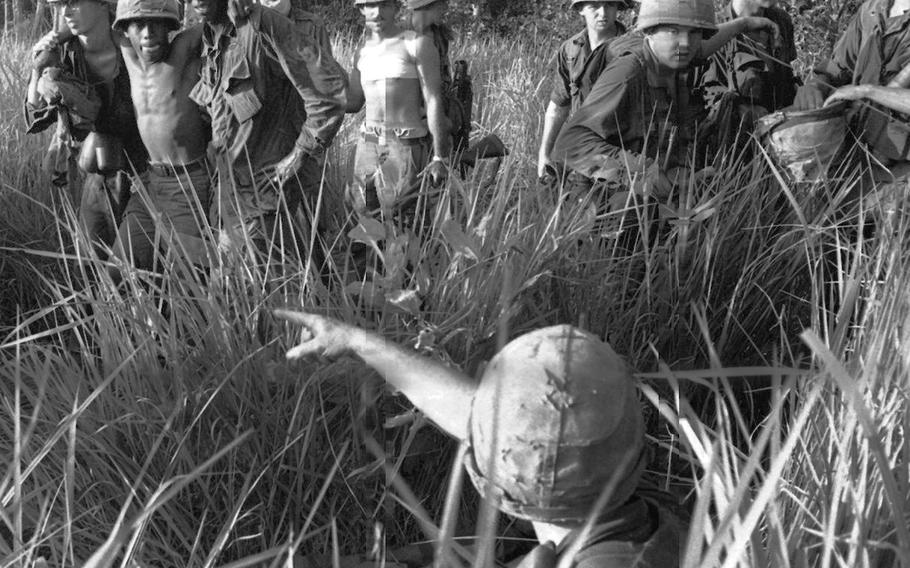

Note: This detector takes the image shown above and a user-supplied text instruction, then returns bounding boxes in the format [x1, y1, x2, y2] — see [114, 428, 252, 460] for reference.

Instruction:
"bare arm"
[275, 310, 475, 440]
[537, 101, 570, 178]
[825, 84, 910, 115]
[414, 34, 450, 160]
[700, 16, 780, 59]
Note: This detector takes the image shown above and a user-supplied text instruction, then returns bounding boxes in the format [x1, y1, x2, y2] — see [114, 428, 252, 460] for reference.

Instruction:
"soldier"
[109, 0, 213, 274]
[189, 0, 346, 263]
[275, 311, 681, 567]
[537, 0, 633, 180]
[697, 0, 799, 152]
[794, 0, 910, 205]
[345, 0, 449, 227]
[26, 0, 147, 256]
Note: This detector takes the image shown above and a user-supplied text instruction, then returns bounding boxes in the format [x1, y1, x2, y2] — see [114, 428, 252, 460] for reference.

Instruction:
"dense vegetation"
[1, 1, 909, 567]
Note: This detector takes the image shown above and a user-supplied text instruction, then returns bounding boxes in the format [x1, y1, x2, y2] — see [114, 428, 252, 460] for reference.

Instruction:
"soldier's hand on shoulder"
[36, 68, 62, 104]
[275, 310, 356, 361]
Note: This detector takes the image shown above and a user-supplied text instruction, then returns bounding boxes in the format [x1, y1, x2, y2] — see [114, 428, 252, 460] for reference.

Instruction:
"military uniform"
[803, 0, 910, 231]
[191, 4, 345, 254]
[26, 38, 147, 250]
[549, 21, 629, 114]
[698, 3, 798, 150]
[552, 36, 702, 183]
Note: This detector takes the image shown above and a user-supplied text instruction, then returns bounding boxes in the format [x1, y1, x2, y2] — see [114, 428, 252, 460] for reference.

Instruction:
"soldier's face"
[646, 24, 703, 70]
[125, 18, 171, 63]
[191, 0, 227, 23]
[60, 0, 108, 36]
[359, 1, 398, 35]
[577, 2, 619, 34]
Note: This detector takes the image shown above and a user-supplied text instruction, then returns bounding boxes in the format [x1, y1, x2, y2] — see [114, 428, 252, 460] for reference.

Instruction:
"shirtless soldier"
[110, 0, 212, 274]
[346, 0, 449, 227]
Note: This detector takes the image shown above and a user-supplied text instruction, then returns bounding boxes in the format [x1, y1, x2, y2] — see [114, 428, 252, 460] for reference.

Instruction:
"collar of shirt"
[202, 19, 238, 54]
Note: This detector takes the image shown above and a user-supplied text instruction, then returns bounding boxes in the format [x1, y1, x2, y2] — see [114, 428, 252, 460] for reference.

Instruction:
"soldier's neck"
[588, 24, 618, 50]
[78, 28, 115, 54]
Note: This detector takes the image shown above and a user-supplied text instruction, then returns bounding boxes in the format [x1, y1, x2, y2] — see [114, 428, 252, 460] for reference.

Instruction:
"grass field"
[1, 15, 909, 568]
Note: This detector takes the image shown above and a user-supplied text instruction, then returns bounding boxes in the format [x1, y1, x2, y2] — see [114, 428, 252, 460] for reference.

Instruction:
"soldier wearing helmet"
[25, 0, 147, 258]
[537, 0, 632, 181]
[189, 0, 345, 263]
[551, 0, 782, 209]
[104, 0, 216, 276]
[275, 309, 682, 567]
[696, 0, 799, 154]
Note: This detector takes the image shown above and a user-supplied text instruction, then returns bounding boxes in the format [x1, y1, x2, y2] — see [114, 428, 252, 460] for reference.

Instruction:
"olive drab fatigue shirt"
[25, 38, 147, 173]
[810, 0, 910, 163]
[191, 5, 345, 189]
[549, 22, 628, 113]
[551, 36, 701, 180]
[698, 3, 798, 112]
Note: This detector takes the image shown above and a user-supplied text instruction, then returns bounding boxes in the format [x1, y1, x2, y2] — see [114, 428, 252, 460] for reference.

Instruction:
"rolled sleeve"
[549, 47, 572, 107]
[260, 11, 344, 152]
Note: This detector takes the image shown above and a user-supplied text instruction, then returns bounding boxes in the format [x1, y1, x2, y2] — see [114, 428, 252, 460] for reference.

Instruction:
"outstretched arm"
[700, 16, 780, 58]
[825, 84, 910, 115]
[275, 310, 476, 440]
[414, 34, 450, 185]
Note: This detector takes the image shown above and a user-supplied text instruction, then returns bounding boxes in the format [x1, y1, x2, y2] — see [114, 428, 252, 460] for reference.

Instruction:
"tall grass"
[1, 21, 908, 568]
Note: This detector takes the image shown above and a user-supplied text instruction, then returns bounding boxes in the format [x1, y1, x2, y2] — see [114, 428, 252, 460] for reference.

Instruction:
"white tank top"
[357, 30, 420, 82]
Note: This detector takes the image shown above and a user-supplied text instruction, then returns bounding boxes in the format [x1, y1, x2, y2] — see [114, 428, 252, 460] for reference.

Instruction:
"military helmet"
[407, 0, 446, 9]
[570, 0, 632, 8]
[464, 325, 647, 523]
[113, 0, 180, 30]
[635, 0, 718, 38]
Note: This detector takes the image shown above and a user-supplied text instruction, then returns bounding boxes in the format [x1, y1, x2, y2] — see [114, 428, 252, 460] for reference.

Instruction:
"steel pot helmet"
[113, 0, 180, 31]
[569, 0, 633, 8]
[635, 0, 718, 39]
[465, 325, 647, 524]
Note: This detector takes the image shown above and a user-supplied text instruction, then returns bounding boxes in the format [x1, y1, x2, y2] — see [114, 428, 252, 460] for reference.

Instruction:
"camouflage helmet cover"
[465, 325, 647, 523]
[113, 0, 180, 30]
[635, 0, 718, 37]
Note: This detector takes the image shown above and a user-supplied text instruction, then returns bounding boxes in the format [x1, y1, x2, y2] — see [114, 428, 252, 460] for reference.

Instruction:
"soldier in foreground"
[109, 0, 213, 274]
[189, 0, 346, 263]
[26, 0, 147, 255]
[345, 0, 449, 227]
[275, 310, 681, 567]
[537, 0, 633, 181]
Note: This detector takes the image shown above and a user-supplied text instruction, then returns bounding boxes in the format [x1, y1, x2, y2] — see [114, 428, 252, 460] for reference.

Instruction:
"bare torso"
[358, 30, 426, 131]
[121, 25, 208, 164]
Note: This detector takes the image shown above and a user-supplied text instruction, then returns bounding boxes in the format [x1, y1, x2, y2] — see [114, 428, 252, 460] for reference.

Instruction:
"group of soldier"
[24, 0, 910, 566]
